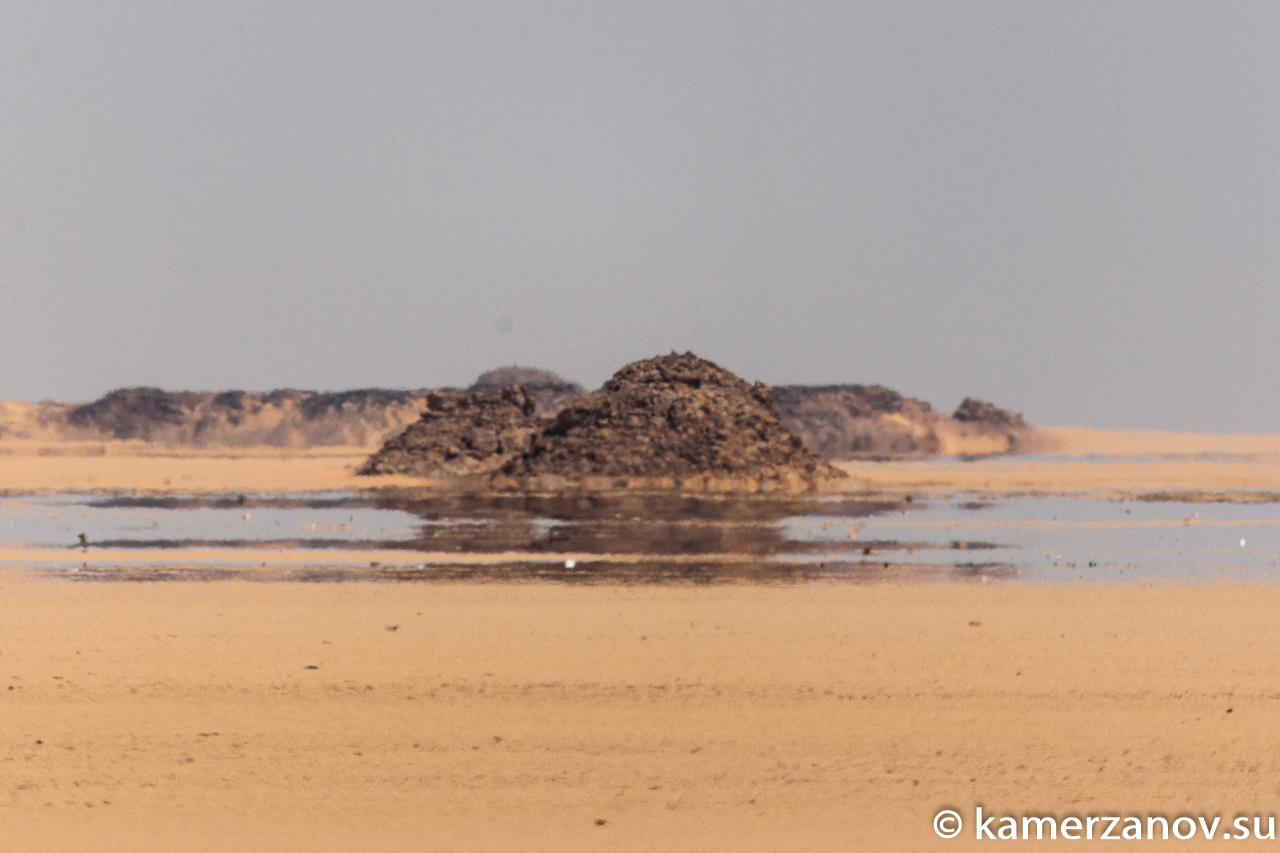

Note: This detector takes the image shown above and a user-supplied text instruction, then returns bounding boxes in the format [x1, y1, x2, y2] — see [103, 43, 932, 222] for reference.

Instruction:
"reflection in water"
[382, 492, 903, 557]
[68, 559, 1018, 585]
[833, 495, 1280, 583]
[0, 490, 1021, 583]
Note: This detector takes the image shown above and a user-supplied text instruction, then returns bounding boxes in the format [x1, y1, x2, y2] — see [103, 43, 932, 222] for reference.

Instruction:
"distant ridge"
[0, 364, 1033, 460]
[60, 387, 437, 448]
[468, 366, 583, 415]
[772, 385, 1032, 460]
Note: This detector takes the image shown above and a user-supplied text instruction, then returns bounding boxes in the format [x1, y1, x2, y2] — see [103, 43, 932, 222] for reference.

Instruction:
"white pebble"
[564, 559, 576, 569]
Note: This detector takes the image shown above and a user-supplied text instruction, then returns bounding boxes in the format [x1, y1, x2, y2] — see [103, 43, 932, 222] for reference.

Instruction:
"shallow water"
[0, 492, 423, 549]
[785, 496, 1280, 583]
[3, 490, 1280, 583]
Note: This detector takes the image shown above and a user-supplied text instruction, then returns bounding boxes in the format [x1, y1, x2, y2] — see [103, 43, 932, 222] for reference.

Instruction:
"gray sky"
[3, 2, 1279, 432]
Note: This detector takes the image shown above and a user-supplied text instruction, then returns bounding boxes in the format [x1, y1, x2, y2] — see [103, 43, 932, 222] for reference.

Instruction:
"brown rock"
[468, 367, 584, 415]
[502, 352, 844, 490]
[952, 397, 1028, 429]
[358, 387, 546, 477]
[772, 384, 942, 459]
[62, 387, 435, 447]
[773, 386, 1033, 460]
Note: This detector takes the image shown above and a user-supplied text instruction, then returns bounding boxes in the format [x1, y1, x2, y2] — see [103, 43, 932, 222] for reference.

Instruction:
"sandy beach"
[5, 432, 1280, 850]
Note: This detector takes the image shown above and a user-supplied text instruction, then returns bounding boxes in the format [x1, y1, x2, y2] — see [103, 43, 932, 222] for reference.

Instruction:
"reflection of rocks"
[376, 490, 896, 523]
[64, 559, 1021, 584]
[409, 518, 787, 557]
[45, 489, 1021, 585]
[358, 387, 545, 477]
[377, 491, 902, 557]
[503, 352, 845, 490]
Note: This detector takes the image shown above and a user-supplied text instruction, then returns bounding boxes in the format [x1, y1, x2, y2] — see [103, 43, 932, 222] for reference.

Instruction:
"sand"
[0, 441, 389, 495]
[840, 426, 1280, 496]
[10, 430, 1280, 496]
[5, 582, 1280, 851]
[1040, 425, 1280, 456]
[6, 430, 1280, 850]
[840, 455, 1280, 495]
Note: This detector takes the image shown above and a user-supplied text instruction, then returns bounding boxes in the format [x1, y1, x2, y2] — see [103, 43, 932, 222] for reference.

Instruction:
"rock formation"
[358, 387, 546, 477]
[54, 387, 434, 447]
[468, 366, 583, 415]
[772, 385, 1032, 459]
[500, 352, 845, 490]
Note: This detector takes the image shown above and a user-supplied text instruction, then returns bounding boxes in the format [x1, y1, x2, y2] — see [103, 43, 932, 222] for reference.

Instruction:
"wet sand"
[6, 432, 1280, 850]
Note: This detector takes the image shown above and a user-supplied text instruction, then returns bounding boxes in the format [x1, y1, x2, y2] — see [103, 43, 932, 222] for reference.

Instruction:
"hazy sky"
[3, 2, 1279, 432]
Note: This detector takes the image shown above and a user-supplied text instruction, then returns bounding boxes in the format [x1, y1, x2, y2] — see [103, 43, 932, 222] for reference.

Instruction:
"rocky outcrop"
[1, 363, 1033, 464]
[953, 397, 1028, 430]
[773, 385, 1032, 460]
[500, 352, 845, 490]
[358, 387, 546, 477]
[468, 367, 583, 415]
[56, 387, 434, 447]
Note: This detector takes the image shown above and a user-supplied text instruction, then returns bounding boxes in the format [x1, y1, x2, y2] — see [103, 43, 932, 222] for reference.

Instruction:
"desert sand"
[0, 441, 387, 495]
[841, 426, 1280, 496]
[5, 432, 1280, 850]
[8, 427, 1280, 496]
[6, 582, 1280, 852]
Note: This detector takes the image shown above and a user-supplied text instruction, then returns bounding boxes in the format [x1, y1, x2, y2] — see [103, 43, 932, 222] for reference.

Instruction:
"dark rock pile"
[38, 359, 1032, 475]
[772, 384, 943, 459]
[773, 385, 1032, 460]
[468, 366, 583, 415]
[357, 387, 546, 477]
[63, 387, 435, 447]
[500, 352, 845, 489]
[67, 387, 206, 441]
[953, 397, 1028, 430]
